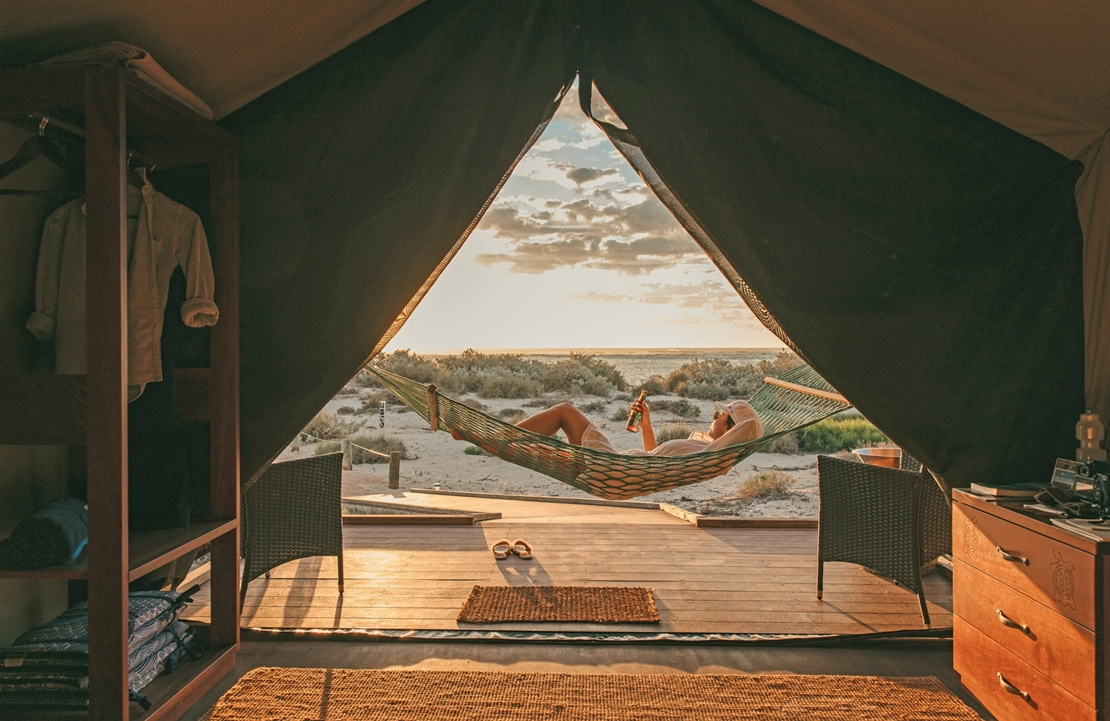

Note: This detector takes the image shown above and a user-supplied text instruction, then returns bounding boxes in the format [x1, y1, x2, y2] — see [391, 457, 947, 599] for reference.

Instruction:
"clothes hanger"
[0, 136, 81, 195]
[0, 114, 83, 195]
[0, 113, 155, 196]
[0, 135, 48, 181]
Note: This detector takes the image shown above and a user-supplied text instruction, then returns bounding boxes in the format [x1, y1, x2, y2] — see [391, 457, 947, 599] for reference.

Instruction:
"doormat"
[457, 585, 659, 623]
[204, 668, 982, 721]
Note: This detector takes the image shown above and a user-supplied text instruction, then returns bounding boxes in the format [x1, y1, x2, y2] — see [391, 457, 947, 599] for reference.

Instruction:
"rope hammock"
[366, 364, 851, 500]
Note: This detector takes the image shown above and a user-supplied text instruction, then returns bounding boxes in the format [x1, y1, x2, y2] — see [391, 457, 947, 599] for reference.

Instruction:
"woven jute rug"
[205, 668, 981, 720]
[456, 585, 660, 623]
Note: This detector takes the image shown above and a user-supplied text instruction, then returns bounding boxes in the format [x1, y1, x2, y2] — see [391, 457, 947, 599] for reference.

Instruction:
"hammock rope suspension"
[366, 364, 851, 500]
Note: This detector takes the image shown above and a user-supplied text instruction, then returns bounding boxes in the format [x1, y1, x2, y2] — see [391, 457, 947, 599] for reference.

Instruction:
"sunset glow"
[385, 83, 779, 353]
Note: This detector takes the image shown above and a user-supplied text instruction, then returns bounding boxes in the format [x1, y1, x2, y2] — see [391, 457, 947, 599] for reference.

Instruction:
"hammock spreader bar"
[366, 364, 852, 501]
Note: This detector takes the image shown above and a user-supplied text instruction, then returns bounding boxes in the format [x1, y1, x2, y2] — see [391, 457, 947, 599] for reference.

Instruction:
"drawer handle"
[996, 546, 1029, 565]
[996, 609, 1031, 635]
[997, 672, 1031, 701]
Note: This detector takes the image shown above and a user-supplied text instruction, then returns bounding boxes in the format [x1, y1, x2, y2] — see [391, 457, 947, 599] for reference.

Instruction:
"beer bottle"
[626, 390, 649, 432]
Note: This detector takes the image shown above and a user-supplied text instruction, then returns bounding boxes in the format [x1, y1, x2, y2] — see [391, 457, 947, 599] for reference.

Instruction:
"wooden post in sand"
[388, 452, 400, 489]
[341, 439, 352, 470]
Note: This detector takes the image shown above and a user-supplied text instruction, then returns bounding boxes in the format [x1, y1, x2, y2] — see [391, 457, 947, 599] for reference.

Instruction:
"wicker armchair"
[816, 453, 951, 626]
[240, 452, 345, 605]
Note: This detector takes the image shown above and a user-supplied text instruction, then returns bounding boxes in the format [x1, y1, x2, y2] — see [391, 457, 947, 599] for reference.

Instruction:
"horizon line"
[383, 346, 792, 355]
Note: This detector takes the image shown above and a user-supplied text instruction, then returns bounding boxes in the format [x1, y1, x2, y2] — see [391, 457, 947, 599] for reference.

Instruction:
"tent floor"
[182, 493, 952, 636]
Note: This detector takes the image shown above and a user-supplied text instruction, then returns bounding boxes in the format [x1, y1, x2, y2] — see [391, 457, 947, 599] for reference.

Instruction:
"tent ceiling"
[0, 0, 425, 118]
[0, 0, 1107, 132]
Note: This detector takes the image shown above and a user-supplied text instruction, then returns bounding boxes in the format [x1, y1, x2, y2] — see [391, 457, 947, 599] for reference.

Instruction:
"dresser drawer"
[954, 560, 1096, 707]
[954, 617, 1094, 721]
[953, 502, 1094, 627]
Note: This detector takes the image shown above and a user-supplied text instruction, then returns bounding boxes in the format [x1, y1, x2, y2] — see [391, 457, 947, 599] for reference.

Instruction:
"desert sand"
[277, 389, 820, 518]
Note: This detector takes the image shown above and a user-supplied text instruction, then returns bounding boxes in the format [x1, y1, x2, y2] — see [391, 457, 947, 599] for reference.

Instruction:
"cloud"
[565, 166, 619, 187]
[571, 281, 747, 312]
[475, 238, 596, 274]
[473, 192, 700, 275]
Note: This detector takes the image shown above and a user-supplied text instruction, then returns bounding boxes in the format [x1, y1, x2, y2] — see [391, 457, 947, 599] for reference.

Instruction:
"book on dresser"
[967, 481, 1045, 499]
[1051, 517, 1110, 541]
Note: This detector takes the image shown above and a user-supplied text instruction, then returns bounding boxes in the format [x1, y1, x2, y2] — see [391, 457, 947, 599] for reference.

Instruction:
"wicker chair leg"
[816, 558, 824, 599]
[917, 587, 931, 627]
[337, 549, 345, 595]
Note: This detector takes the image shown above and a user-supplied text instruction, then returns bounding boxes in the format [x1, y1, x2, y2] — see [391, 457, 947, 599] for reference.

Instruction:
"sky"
[384, 84, 782, 353]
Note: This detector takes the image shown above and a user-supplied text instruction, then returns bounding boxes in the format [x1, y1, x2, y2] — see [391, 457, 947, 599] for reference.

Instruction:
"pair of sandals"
[492, 538, 533, 560]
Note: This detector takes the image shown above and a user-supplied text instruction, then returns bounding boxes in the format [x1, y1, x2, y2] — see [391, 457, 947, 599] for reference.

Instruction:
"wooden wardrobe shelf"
[0, 65, 240, 720]
[0, 368, 213, 444]
[0, 519, 236, 581]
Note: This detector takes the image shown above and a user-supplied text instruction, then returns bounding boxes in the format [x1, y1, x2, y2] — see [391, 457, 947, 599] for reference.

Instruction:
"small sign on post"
[379, 400, 385, 428]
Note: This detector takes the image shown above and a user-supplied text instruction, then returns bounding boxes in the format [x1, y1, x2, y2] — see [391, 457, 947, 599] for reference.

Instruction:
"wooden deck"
[182, 493, 952, 636]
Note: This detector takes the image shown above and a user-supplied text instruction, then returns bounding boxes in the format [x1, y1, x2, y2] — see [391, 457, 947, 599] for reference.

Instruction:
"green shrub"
[663, 352, 804, 400]
[497, 408, 526, 423]
[477, 374, 544, 399]
[655, 423, 697, 443]
[302, 411, 359, 441]
[360, 392, 403, 414]
[372, 349, 442, 385]
[649, 398, 701, 419]
[580, 400, 608, 414]
[796, 416, 888, 453]
[766, 432, 799, 454]
[522, 398, 550, 408]
[368, 349, 626, 399]
[336, 406, 357, 416]
[315, 432, 408, 464]
[540, 354, 624, 396]
[610, 407, 631, 422]
[463, 445, 487, 456]
[640, 375, 667, 396]
[461, 398, 490, 413]
[730, 471, 796, 501]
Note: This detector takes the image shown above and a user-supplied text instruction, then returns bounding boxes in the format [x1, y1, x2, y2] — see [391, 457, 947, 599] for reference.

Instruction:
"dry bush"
[729, 471, 797, 501]
[580, 400, 608, 414]
[315, 432, 408, 464]
[655, 423, 698, 443]
[766, 432, 799, 454]
[302, 411, 359, 441]
[497, 408, 526, 423]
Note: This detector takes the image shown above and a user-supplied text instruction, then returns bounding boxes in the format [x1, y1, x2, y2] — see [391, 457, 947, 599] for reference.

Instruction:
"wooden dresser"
[952, 489, 1108, 720]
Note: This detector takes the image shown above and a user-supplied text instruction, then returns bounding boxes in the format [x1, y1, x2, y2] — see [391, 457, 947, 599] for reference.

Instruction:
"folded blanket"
[0, 621, 196, 710]
[0, 587, 202, 710]
[37, 42, 214, 119]
[0, 497, 87, 569]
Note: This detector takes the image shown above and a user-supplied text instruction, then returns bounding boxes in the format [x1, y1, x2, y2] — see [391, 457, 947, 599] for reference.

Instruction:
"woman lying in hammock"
[454, 397, 764, 456]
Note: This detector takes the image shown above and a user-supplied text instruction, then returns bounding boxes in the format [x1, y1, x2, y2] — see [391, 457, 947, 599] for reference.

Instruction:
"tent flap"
[581, 0, 1085, 487]
[224, 0, 577, 480]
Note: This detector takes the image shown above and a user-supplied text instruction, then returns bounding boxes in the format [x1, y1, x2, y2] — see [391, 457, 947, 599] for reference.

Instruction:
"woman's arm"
[639, 401, 657, 452]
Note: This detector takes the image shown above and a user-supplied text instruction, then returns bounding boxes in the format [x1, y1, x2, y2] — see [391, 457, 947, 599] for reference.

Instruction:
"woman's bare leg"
[515, 402, 592, 445]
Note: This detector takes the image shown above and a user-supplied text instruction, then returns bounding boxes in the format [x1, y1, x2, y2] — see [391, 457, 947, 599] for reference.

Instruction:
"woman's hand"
[639, 400, 657, 451]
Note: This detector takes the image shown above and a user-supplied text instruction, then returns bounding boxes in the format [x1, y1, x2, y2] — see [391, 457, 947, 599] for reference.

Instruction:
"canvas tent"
[3, 0, 1108, 495]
